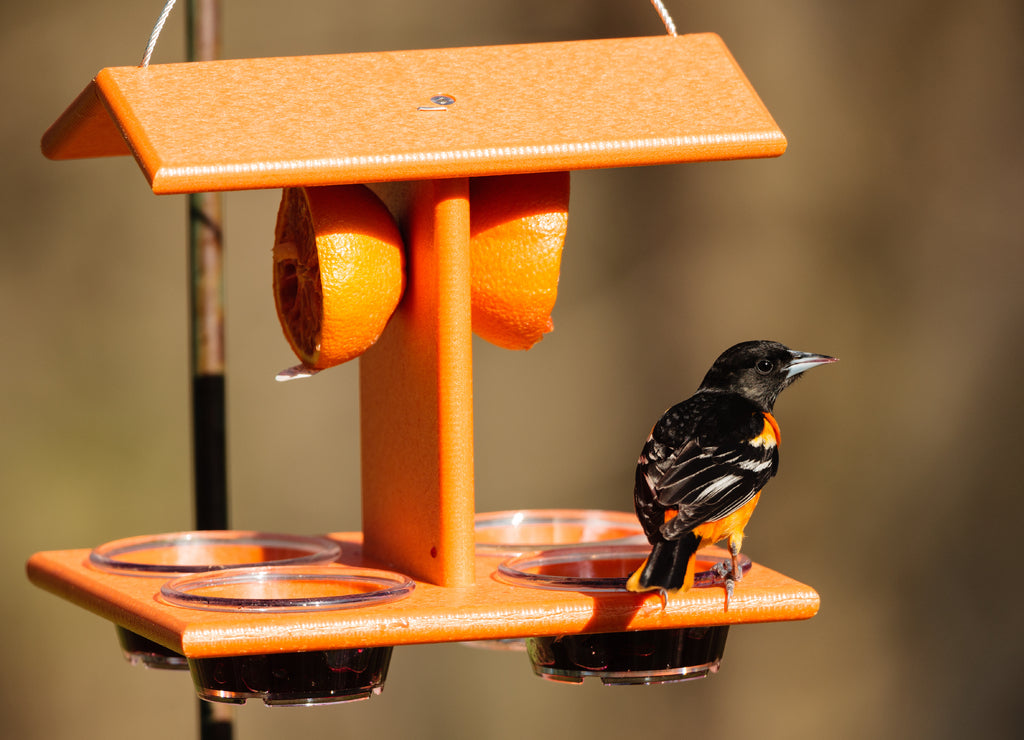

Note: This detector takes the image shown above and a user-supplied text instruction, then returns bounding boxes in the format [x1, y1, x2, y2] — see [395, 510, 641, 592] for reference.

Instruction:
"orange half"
[470, 172, 570, 350]
[272, 185, 405, 370]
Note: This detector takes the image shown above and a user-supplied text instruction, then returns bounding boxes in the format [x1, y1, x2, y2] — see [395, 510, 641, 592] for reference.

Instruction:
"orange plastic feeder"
[28, 32, 818, 688]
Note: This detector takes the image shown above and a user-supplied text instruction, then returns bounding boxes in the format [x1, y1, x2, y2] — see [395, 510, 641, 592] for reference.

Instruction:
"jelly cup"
[496, 543, 749, 684]
[474, 509, 644, 648]
[526, 626, 730, 685]
[160, 565, 413, 705]
[474, 509, 645, 557]
[88, 530, 342, 576]
[89, 530, 342, 669]
[495, 543, 750, 591]
[186, 648, 394, 707]
[469, 510, 645, 650]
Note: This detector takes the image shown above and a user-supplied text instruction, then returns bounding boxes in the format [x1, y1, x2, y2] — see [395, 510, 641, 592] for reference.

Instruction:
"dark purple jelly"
[526, 626, 729, 685]
[188, 647, 393, 705]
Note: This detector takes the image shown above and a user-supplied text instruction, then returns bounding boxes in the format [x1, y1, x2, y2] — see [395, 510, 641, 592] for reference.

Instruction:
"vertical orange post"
[359, 179, 476, 587]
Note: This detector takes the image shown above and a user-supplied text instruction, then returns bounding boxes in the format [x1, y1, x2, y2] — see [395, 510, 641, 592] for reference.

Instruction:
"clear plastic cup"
[468, 509, 645, 651]
[89, 531, 342, 669]
[160, 565, 413, 705]
[497, 543, 748, 684]
[187, 647, 394, 706]
[526, 626, 730, 685]
[89, 530, 342, 576]
[495, 543, 750, 591]
[474, 509, 645, 557]
[115, 628, 189, 670]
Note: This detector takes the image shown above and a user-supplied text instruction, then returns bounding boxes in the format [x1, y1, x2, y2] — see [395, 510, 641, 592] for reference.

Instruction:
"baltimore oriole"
[626, 340, 836, 605]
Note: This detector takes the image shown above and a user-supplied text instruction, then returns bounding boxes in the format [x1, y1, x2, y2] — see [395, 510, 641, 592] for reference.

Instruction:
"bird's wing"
[644, 436, 777, 533]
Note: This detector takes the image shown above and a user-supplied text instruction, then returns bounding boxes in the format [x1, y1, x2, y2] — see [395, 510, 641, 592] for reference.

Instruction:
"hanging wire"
[140, 0, 179, 67]
[649, 0, 679, 36]
[142, 0, 675, 67]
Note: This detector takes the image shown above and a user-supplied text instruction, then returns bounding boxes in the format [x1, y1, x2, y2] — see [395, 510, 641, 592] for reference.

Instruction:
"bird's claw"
[712, 559, 739, 580]
[712, 559, 739, 611]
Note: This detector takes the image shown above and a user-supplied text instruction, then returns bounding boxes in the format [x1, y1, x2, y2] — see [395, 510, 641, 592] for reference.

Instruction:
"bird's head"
[699, 340, 837, 411]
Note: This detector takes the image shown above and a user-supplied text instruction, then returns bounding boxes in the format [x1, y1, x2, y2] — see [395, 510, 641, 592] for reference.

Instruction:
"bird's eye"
[756, 359, 774, 374]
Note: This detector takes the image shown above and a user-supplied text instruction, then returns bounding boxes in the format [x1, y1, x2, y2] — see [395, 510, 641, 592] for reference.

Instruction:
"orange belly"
[692, 492, 761, 547]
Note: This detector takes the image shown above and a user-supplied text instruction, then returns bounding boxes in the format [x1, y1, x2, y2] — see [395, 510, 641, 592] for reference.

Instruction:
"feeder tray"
[28, 535, 818, 658]
[29, 32, 817, 674]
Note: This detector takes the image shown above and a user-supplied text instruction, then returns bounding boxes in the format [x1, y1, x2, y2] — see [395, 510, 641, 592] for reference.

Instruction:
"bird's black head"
[699, 340, 836, 411]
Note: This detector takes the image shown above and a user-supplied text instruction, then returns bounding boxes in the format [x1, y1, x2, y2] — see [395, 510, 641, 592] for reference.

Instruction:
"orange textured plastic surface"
[40, 34, 786, 194]
[26, 537, 819, 658]
[359, 180, 476, 587]
[41, 82, 129, 160]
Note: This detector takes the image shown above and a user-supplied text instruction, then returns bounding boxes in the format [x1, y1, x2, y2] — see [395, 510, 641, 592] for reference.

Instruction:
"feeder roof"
[42, 33, 785, 194]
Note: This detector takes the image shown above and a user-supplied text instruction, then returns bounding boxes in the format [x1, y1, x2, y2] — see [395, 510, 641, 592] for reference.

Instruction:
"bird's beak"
[785, 350, 838, 378]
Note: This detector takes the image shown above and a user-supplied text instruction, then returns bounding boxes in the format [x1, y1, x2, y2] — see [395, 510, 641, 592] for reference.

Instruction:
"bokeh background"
[3, 1, 1022, 738]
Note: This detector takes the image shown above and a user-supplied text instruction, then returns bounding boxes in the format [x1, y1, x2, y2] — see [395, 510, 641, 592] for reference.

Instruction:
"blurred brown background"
[3, 1, 1022, 738]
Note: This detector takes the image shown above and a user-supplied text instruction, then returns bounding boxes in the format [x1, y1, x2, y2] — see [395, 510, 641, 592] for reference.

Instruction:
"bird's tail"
[626, 532, 701, 595]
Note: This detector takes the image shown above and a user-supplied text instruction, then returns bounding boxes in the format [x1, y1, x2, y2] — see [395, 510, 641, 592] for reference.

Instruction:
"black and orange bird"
[626, 340, 836, 605]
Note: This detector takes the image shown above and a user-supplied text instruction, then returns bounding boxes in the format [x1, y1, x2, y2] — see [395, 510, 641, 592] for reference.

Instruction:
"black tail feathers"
[627, 532, 701, 594]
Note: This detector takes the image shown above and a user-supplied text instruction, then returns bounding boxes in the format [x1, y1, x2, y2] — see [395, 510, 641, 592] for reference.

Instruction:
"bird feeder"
[27, 31, 819, 702]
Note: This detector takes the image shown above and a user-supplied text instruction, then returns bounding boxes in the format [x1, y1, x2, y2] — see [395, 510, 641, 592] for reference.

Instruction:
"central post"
[359, 179, 476, 587]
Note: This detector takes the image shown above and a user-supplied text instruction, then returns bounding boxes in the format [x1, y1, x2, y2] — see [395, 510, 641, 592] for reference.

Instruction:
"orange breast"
[692, 492, 761, 546]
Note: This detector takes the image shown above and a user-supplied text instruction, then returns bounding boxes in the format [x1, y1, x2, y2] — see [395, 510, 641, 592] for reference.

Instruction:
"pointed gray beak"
[785, 351, 838, 378]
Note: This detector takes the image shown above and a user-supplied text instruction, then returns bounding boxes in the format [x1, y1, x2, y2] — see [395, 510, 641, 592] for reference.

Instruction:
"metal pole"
[187, 1, 233, 738]
[187, 1, 227, 530]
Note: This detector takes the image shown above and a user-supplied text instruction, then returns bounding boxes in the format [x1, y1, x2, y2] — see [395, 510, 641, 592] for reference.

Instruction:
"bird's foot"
[712, 560, 739, 611]
[711, 560, 734, 580]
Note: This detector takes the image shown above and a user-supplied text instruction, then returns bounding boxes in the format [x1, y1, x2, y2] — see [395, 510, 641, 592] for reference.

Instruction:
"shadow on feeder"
[498, 544, 750, 684]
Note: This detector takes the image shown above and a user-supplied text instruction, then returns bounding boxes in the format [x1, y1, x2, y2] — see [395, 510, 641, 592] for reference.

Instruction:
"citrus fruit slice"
[469, 172, 570, 350]
[272, 185, 405, 371]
